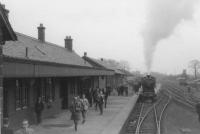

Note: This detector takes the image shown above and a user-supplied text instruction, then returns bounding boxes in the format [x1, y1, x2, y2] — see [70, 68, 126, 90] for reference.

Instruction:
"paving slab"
[24, 95, 138, 134]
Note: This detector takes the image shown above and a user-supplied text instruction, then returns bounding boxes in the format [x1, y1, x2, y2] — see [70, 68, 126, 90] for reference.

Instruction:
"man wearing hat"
[1, 118, 14, 134]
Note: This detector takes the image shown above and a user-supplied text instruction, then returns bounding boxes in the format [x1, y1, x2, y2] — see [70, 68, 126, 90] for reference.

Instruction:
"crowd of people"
[117, 85, 129, 96]
[70, 87, 111, 131]
[1, 86, 121, 133]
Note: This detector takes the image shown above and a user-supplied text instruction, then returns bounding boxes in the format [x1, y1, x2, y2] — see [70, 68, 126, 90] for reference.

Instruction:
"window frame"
[15, 79, 29, 111]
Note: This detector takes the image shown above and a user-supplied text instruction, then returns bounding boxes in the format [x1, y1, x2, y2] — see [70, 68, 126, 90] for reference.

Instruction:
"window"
[15, 79, 29, 110]
[39, 78, 55, 102]
[46, 78, 55, 101]
[70, 79, 76, 95]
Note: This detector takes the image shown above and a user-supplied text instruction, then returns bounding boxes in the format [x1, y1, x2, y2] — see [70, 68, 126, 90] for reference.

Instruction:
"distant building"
[82, 53, 126, 90]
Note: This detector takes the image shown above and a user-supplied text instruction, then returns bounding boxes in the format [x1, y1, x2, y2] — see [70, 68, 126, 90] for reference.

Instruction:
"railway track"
[163, 82, 200, 103]
[122, 82, 197, 134]
[163, 85, 196, 106]
[136, 94, 171, 134]
[162, 83, 197, 112]
[121, 92, 171, 134]
[154, 95, 171, 134]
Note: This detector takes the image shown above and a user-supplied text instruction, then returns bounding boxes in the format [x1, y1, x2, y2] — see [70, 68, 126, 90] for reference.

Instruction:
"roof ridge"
[4, 32, 92, 67]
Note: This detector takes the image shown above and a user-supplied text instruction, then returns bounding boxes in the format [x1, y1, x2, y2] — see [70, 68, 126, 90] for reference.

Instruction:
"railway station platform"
[25, 95, 138, 134]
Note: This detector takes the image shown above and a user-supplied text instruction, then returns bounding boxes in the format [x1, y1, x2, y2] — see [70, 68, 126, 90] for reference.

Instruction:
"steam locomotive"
[139, 74, 156, 102]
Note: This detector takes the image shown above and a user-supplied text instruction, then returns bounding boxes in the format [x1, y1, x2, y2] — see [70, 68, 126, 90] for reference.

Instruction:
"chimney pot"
[1, 4, 5, 8]
[101, 58, 103, 61]
[37, 23, 45, 42]
[25, 47, 28, 58]
[65, 36, 73, 51]
[84, 52, 87, 57]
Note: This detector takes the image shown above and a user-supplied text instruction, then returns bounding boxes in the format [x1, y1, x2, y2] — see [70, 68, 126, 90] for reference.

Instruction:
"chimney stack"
[65, 36, 73, 51]
[25, 47, 28, 58]
[84, 52, 87, 57]
[37, 23, 45, 42]
[1, 4, 9, 18]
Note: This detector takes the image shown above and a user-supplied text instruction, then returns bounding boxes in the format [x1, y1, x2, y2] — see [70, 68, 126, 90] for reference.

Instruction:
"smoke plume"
[143, 0, 198, 72]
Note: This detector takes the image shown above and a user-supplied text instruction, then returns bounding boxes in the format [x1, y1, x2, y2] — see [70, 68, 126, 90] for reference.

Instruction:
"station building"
[2, 24, 114, 129]
[82, 53, 126, 90]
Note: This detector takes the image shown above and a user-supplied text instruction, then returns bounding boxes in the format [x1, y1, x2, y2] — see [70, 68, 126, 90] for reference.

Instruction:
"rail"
[155, 96, 171, 134]
[135, 94, 170, 134]
[164, 86, 196, 106]
[164, 87, 196, 112]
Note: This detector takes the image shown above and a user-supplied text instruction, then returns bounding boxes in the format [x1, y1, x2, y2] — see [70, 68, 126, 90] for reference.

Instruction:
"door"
[60, 79, 68, 109]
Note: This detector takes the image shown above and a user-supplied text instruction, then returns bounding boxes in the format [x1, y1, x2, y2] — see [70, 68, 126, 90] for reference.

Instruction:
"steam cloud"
[142, 0, 198, 72]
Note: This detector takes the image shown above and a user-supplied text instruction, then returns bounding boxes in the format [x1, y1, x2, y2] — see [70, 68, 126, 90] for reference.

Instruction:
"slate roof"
[3, 33, 92, 67]
[118, 69, 133, 76]
[92, 59, 125, 75]
[83, 56, 125, 74]
[0, 3, 17, 41]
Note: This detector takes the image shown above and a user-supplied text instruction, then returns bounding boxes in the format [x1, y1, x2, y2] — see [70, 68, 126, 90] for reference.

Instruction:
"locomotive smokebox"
[139, 74, 156, 103]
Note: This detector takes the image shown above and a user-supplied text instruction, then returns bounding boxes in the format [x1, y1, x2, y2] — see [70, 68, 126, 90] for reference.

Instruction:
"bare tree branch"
[188, 59, 200, 79]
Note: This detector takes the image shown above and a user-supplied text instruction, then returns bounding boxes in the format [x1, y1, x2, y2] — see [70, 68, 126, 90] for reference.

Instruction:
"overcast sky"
[2, 0, 200, 74]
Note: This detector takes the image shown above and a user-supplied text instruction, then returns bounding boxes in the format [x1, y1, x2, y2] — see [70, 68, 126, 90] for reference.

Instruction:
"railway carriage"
[139, 74, 156, 102]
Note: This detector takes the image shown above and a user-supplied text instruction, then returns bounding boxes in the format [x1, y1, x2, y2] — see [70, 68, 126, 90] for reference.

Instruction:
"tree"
[189, 59, 200, 79]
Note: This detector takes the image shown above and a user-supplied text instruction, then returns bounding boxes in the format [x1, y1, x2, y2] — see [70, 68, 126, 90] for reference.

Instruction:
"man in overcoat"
[81, 94, 89, 124]
[98, 91, 104, 115]
[34, 97, 44, 124]
[70, 96, 82, 131]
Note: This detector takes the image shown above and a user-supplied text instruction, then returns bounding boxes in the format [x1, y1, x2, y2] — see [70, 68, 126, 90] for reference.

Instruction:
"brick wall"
[4, 78, 62, 130]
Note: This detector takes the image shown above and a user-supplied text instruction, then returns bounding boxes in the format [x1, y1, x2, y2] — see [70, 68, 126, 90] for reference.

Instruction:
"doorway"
[60, 79, 68, 109]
